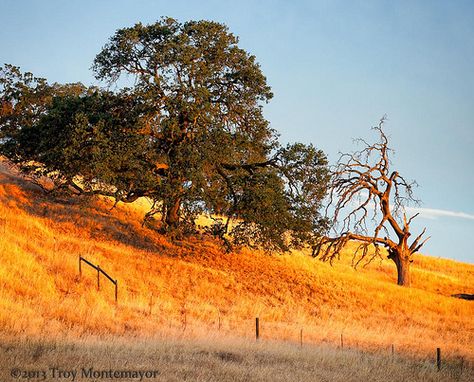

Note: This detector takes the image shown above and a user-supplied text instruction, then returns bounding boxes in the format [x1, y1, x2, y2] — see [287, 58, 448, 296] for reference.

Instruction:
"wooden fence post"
[437, 348, 441, 371]
[340, 333, 343, 349]
[300, 328, 303, 348]
[256, 317, 260, 341]
[78, 257, 117, 302]
[391, 344, 394, 357]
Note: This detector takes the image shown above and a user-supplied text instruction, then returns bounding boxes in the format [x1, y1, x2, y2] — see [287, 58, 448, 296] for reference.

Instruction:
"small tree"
[313, 118, 429, 286]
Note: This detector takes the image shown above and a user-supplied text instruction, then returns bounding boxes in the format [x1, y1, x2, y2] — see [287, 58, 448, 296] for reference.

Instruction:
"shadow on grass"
[0, 167, 172, 254]
[451, 294, 474, 301]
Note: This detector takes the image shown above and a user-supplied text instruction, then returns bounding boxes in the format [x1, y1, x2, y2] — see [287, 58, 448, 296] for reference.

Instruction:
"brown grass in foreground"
[1, 336, 471, 382]
[0, 159, 473, 369]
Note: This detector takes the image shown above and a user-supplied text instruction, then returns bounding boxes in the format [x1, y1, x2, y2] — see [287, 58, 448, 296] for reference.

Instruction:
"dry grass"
[0, 159, 473, 379]
[0, 336, 471, 382]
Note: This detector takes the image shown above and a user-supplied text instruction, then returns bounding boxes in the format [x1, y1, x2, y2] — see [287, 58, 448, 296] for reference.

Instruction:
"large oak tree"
[91, 18, 330, 249]
[1, 18, 330, 252]
[92, 18, 277, 227]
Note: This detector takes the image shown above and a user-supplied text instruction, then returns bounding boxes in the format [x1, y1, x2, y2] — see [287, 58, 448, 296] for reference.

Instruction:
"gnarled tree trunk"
[163, 169, 183, 229]
[165, 197, 181, 228]
[388, 248, 411, 287]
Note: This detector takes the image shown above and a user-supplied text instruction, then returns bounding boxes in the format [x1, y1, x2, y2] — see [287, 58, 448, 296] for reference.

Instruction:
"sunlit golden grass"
[0, 159, 473, 374]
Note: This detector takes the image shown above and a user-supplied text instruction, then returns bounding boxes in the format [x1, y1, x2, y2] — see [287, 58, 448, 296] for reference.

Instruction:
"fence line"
[246, 317, 452, 372]
[79, 256, 118, 303]
[74, 261, 462, 373]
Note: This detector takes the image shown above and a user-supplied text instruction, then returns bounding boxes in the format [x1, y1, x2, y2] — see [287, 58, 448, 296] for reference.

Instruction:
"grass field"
[0, 159, 473, 380]
[1, 336, 471, 382]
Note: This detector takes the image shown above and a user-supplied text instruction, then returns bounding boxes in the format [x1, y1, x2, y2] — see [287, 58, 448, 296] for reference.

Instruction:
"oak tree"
[92, 18, 276, 227]
[91, 18, 329, 248]
[313, 119, 429, 286]
[1, 18, 330, 252]
[0, 65, 158, 200]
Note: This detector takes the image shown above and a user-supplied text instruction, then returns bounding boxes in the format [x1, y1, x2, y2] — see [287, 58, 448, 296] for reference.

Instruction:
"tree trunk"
[165, 197, 181, 228]
[389, 249, 411, 287]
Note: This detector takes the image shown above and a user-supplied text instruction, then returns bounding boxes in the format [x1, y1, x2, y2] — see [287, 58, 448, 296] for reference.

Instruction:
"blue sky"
[1, 0, 473, 263]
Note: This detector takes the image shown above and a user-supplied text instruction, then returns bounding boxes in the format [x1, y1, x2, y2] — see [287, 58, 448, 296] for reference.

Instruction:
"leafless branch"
[313, 118, 429, 285]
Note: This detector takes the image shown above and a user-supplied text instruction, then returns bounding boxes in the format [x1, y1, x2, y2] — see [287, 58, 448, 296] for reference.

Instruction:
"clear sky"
[1, 0, 473, 263]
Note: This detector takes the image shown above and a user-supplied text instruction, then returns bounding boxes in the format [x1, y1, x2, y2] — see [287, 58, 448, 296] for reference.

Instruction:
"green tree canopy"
[1, 18, 330, 252]
[93, 18, 276, 227]
[0, 65, 157, 199]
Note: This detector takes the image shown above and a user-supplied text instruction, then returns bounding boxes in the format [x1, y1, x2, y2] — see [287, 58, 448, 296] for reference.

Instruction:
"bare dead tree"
[313, 117, 430, 286]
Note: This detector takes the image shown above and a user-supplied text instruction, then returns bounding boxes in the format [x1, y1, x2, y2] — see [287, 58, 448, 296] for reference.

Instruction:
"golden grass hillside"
[0, 159, 473, 368]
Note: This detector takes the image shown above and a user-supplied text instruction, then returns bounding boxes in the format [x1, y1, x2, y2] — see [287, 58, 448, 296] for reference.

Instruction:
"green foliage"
[0, 69, 158, 200]
[35, 90, 158, 199]
[92, 17, 276, 227]
[0, 17, 330, 252]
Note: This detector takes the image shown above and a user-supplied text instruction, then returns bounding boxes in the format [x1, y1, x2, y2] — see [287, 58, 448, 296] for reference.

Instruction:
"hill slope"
[0, 160, 473, 362]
